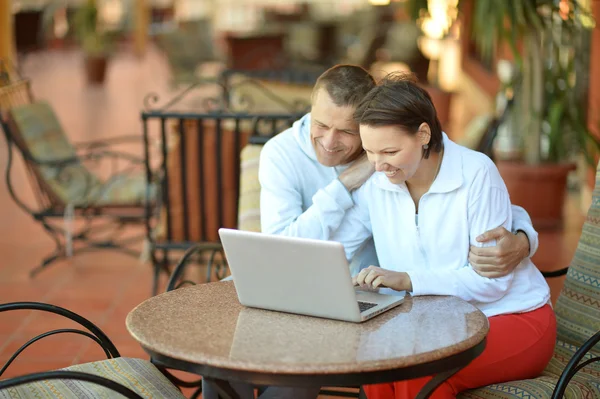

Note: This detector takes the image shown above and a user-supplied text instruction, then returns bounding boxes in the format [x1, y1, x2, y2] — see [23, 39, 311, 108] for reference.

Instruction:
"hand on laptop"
[352, 266, 412, 292]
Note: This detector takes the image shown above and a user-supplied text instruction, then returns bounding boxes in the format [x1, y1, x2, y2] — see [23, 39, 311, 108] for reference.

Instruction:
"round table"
[126, 282, 488, 399]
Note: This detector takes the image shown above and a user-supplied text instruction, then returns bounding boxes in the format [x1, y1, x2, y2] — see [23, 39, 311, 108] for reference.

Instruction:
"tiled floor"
[0, 46, 587, 397]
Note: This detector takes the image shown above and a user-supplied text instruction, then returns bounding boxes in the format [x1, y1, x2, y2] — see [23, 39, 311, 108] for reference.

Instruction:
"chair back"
[554, 159, 600, 353]
[5, 101, 100, 207]
[0, 60, 34, 119]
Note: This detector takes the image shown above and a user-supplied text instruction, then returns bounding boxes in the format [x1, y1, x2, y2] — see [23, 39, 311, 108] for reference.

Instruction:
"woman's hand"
[352, 266, 412, 292]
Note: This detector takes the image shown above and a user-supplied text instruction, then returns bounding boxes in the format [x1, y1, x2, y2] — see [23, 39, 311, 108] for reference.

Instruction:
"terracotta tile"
[0, 334, 90, 362]
[16, 311, 107, 336]
[0, 311, 34, 335]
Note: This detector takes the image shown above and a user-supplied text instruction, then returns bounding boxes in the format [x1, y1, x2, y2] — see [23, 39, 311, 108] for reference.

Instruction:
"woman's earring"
[423, 144, 429, 150]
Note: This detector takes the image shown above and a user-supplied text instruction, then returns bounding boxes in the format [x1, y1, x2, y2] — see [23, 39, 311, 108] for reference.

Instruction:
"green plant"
[407, 0, 600, 166]
[72, 0, 114, 57]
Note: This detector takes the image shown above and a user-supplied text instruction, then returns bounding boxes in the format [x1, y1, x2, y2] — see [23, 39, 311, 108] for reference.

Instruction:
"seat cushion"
[457, 338, 600, 399]
[0, 357, 186, 399]
[237, 144, 264, 232]
[91, 171, 157, 207]
[553, 160, 600, 349]
[458, 375, 596, 399]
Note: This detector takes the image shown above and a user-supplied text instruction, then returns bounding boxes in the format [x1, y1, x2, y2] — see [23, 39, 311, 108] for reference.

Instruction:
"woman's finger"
[356, 269, 368, 286]
[364, 269, 380, 286]
[372, 275, 385, 288]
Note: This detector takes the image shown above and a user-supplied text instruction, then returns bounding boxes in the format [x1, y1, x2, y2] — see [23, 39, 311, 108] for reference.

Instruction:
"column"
[0, 0, 15, 66]
[134, 0, 149, 57]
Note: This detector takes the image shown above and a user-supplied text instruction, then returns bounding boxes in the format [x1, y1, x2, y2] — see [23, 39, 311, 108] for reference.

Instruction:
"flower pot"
[84, 55, 108, 84]
[497, 161, 577, 230]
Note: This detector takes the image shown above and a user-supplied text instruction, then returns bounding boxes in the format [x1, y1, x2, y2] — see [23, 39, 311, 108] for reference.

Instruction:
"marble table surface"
[126, 281, 488, 376]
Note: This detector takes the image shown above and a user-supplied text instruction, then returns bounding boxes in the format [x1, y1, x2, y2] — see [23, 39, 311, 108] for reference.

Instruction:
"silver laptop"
[218, 228, 404, 323]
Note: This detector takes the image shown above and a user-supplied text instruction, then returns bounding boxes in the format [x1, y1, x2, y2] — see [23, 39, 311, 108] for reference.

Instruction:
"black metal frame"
[551, 330, 600, 398]
[148, 338, 486, 399]
[0, 302, 145, 397]
[0, 100, 151, 278]
[0, 301, 120, 378]
[141, 76, 311, 295]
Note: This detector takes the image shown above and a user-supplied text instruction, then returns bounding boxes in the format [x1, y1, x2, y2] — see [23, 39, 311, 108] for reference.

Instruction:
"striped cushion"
[553, 160, 600, 348]
[237, 144, 263, 232]
[458, 375, 596, 399]
[458, 339, 600, 398]
[0, 358, 186, 399]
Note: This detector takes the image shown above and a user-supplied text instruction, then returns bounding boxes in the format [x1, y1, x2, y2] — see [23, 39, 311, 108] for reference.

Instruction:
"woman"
[332, 74, 556, 398]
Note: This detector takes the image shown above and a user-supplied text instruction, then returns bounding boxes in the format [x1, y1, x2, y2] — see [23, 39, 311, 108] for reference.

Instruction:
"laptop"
[218, 228, 405, 323]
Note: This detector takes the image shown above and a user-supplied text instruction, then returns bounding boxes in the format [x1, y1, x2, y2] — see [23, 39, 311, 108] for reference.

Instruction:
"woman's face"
[360, 124, 428, 184]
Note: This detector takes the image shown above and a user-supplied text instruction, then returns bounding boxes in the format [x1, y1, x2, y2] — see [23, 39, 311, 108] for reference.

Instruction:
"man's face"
[310, 89, 363, 167]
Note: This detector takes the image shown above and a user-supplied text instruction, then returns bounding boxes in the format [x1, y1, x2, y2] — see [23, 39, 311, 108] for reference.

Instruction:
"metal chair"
[0, 66, 156, 278]
[0, 302, 187, 399]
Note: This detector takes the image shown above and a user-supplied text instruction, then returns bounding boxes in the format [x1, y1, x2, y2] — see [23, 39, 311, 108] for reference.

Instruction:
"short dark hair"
[312, 65, 376, 108]
[353, 72, 443, 159]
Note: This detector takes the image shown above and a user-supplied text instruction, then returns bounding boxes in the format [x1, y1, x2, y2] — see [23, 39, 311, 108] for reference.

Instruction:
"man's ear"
[417, 123, 431, 146]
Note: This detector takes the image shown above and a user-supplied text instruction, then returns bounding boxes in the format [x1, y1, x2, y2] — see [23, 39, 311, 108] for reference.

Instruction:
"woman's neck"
[406, 150, 443, 192]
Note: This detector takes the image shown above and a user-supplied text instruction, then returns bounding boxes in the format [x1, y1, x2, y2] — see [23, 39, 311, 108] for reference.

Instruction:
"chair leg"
[151, 252, 162, 296]
[29, 217, 144, 279]
[30, 221, 66, 277]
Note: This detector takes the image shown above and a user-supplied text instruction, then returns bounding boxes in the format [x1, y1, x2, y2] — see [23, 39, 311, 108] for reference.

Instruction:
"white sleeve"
[330, 186, 373, 262]
[510, 205, 539, 257]
[258, 142, 354, 240]
[406, 166, 515, 303]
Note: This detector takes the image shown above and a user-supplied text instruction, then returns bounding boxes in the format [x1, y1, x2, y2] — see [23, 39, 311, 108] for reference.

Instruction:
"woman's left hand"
[352, 266, 412, 292]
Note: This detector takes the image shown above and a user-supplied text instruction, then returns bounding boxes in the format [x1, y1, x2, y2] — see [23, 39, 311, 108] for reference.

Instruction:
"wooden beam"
[133, 0, 149, 57]
[0, 0, 15, 65]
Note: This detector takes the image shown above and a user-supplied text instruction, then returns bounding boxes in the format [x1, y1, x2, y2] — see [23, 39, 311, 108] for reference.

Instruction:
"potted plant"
[408, 0, 600, 229]
[73, 0, 114, 84]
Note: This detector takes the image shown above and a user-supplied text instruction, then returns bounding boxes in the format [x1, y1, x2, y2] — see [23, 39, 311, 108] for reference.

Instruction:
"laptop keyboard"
[358, 301, 378, 313]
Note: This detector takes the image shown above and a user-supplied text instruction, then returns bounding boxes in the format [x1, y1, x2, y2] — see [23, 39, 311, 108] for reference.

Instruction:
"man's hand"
[469, 227, 530, 278]
[338, 153, 375, 192]
[352, 266, 412, 292]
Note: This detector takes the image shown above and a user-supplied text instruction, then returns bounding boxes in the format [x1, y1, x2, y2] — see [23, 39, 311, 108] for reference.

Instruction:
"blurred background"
[1, 0, 599, 392]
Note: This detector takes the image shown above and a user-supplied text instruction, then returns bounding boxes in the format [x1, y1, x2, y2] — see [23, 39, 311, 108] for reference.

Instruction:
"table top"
[126, 282, 488, 377]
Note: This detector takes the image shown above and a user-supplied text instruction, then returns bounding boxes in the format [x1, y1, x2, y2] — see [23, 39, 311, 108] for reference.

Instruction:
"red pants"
[364, 304, 556, 399]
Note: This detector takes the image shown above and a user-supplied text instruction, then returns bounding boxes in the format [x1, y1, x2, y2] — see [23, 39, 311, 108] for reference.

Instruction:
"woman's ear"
[417, 123, 431, 146]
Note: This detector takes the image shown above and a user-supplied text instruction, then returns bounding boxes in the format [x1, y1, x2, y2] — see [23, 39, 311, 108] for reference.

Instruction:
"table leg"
[415, 366, 462, 399]
[203, 377, 242, 399]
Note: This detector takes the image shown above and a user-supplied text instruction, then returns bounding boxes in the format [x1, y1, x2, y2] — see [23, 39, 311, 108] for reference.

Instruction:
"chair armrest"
[74, 134, 143, 151]
[166, 243, 227, 292]
[0, 302, 120, 377]
[542, 267, 569, 278]
[0, 370, 144, 399]
[552, 330, 600, 398]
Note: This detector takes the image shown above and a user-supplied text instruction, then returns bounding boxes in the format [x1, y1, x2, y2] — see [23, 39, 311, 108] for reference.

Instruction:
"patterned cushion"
[553, 159, 600, 348]
[7, 101, 154, 207]
[458, 375, 596, 399]
[8, 101, 99, 206]
[457, 160, 600, 398]
[0, 358, 186, 399]
[237, 144, 263, 232]
[458, 339, 600, 398]
[93, 171, 156, 207]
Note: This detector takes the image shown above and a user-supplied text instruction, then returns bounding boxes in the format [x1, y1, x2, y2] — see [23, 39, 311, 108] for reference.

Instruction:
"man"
[203, 65, 537, 399]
